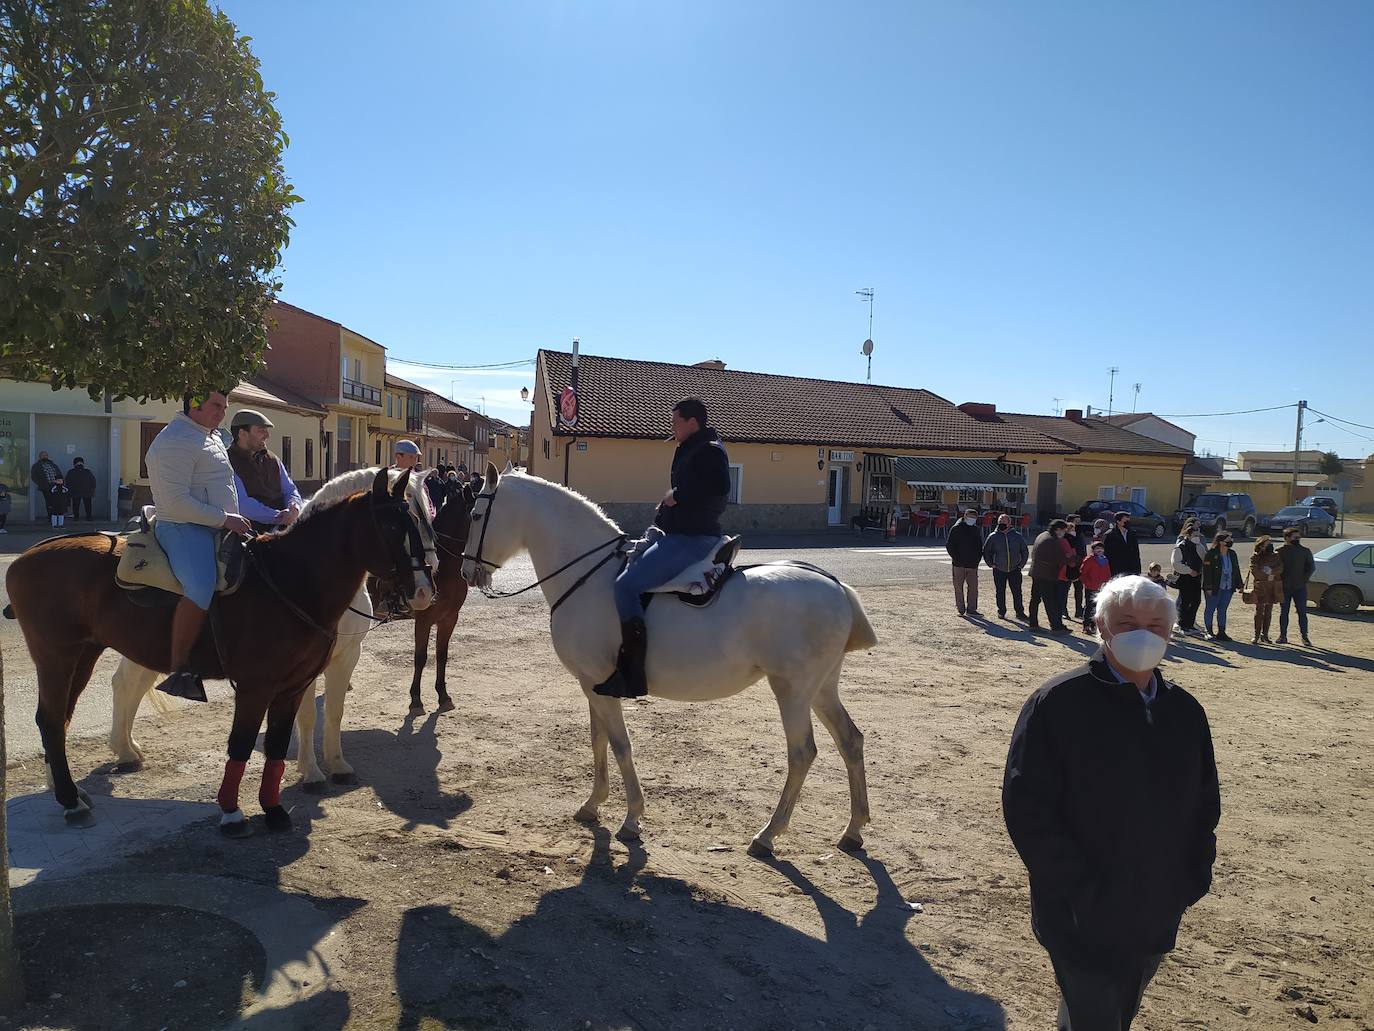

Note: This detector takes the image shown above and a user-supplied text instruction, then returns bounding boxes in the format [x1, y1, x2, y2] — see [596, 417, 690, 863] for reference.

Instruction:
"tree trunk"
[0, 646, 25, 1009]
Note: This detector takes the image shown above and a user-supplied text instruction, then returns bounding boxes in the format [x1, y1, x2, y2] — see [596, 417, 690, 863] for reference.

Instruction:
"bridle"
[461, 480, 626, 612]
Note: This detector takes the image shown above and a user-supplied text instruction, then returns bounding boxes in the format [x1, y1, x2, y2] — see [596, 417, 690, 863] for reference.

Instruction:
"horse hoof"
[63, 801, 93, 825]
[574, 806, 600, 824]
[299, 780, 326, 795]
[263, 805, 292, 832]
[220, 816, 253, 839]
[615, 825, 641, 844]
[838, 834, 865, 853]
[330, 771, 358, 786]
[436, 697, 456, 714]
[408, 703, 425, 716]
[113, 760, 144, 774]
[746, 839, 774, 860]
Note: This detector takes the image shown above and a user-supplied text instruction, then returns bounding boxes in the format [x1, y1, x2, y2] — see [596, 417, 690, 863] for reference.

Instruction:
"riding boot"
[156, 598, 209, 702]
[593, 617, 648, 699]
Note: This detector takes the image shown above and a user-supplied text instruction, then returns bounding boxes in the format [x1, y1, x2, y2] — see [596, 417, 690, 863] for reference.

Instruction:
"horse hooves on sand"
[408, 702, 425, 716]
[330, 771, 358, 786]
[573, 806, 600, 824]
[300, 780, 326, 795]
[62, 801, 93, 826]
[263, 805, 292, 832]
[614, 826, 641, 844]
[113, 760, 144, 774]
[436, 697, 456, 713]
[746, 839, 775, 860]
[838, 834, 866, 854]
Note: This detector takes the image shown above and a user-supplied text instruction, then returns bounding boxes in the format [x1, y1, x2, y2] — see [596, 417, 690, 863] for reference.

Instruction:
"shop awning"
[893, 457, 1026, 490]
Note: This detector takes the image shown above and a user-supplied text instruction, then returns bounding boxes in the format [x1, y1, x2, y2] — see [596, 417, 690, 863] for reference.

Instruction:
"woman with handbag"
[1248, 535, 1284, 644]
[1171, 518, 1205, 635]
[1201, 531, 1239, 642]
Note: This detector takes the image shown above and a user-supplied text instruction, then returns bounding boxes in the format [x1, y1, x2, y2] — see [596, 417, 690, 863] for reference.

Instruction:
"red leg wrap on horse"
[217, 759, 247, 813]
[259, 758, 286, 809]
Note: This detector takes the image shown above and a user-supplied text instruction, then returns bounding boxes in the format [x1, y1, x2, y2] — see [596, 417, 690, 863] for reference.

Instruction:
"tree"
[0, 0, 300, 401]
[1318, 451, 1345, 482]
[0, 1, 298, 1008]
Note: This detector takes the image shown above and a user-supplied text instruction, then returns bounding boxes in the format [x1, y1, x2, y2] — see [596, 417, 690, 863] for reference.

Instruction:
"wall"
[265, 303, 340, 403]
[1117, 416, 1195, 452]
[1058, 454, 1186, 514]
[1205, 479, 1291, 515]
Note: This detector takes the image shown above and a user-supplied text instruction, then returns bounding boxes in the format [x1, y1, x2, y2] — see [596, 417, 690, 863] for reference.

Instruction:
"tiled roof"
[386, 373, 430, 392]
[1099, 412, 1191, 435]
[993, 413, 1192, 457]
[422, 422, 470, 444]
[537, 351, 1074, 454]
[231, 376, 327, 415]
[1184, 456, 1226, 479]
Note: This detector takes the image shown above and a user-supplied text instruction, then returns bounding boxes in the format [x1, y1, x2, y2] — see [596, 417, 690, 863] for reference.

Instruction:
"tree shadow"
[394, 826, 1006, 1031]
[339, 711, 473, 831]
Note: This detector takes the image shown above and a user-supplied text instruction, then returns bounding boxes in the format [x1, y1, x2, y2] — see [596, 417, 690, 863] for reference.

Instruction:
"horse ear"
[486, 461, 500, 488]
[392, 467, 412, 498]
[501, 460, 514, 474]
[371, 467, 390, 499]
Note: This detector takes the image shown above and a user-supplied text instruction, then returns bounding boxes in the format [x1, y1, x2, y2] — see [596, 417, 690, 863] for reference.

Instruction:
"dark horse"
[4, 468, 435, 836]
[407, 484, 475, 715]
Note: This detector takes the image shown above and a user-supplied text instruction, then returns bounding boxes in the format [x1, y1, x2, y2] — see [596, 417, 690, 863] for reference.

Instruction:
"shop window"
[958, 487, 982, 503]
[868, 474, 893, 503]
[912, 485, 940, 502]
[281, 436, 292, 474]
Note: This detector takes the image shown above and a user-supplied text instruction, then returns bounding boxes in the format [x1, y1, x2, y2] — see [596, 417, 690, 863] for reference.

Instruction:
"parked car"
[1256, 505, 1336, 538]
[1174, 492, 1257, 538]
[1299, 495, 1340, 518]
[1076, 499, 1170, 538]
[1310, 540, 1374, 614]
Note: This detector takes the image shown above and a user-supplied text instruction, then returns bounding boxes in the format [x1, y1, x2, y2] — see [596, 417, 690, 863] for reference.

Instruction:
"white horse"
[461, 464, 878, 857]
[107, 467, 439, 787]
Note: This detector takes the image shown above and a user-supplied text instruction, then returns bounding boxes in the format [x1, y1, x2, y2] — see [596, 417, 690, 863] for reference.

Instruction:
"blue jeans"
[1280, 586, 1309, 639]
[155, 519, 218, 610]
[1204, 588, 1234, 633]
[614, 534, 720, 622]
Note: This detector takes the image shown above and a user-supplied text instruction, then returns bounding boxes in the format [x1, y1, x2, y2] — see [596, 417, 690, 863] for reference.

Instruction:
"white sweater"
[145, 413, 239, 528]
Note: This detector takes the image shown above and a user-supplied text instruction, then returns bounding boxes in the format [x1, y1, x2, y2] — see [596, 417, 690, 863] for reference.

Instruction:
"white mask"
[964, 516, 977, 526]
[1105, 627, 1168, 671]
[1189, 534, 1201, 544]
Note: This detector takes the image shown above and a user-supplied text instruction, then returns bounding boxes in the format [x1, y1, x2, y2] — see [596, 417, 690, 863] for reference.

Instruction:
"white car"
[1310, 540, 1374, 614]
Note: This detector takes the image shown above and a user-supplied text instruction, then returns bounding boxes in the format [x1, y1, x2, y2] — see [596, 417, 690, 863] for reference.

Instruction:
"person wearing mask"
[1063, 516, 1089, 620]
[1103, 511, 1142, 577]
[1003, 575, 1220, 1031]
[424, 466, 449, 511]
[946, 507, 985, 617]
[1077, 538, 1112, 633]
[1249, 536, 1283, 645]
[1171, 519, 1205, 636]
[1091, 517, 1111, 543]
[65, 457, 97, 521]
[1201, 532, 1238, 642]
[983, 513, 1030, 621]
[1029, 519, 1072, 635]
[1277, 529, 1315, 647]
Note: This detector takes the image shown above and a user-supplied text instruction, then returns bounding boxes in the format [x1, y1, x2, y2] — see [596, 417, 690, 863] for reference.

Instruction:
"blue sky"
[221, 1, 1374, 456]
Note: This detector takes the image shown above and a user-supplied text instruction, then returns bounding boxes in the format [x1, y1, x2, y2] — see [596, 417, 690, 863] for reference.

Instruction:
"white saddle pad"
[626, 527, 731, 597]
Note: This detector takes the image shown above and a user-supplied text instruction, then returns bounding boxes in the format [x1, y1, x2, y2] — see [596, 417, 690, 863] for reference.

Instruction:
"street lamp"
[520, 386, 530, 403]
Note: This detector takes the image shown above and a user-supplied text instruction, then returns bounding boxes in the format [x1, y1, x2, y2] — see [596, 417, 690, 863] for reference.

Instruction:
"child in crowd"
[1146, 562, 1168, 588]
[1078, 538, 1113, 633]
[47, 475, 70, 528]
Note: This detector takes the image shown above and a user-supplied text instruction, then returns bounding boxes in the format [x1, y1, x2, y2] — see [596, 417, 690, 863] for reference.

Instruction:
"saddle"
[114, 506, 248, 602]
[631, 529, 744, 610]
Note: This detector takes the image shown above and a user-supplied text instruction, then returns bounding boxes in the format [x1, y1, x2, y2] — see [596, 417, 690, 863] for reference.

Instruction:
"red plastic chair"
[1018, 513, 1032, 535]
[932, 512, 950, 539]
[980, 511, 996, 538]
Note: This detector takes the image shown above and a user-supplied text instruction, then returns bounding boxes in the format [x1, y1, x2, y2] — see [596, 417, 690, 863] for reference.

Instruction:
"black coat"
[46, 483, 71, 515]
[654, 427, 732, 536]
[945, 520, 984, 568]
[1277, 542, 1315, 592]
[1003, 656, 1220, 963]
[30, 458, 61, 494]
[65, 465, 96, 498]
[1103, 527, 1142, 577]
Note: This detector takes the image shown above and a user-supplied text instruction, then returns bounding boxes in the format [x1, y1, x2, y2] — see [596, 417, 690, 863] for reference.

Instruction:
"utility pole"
[1107, 367, 1119, 417]
[1290, 400, 1306, 504]
[1132, 382, 1142, 413]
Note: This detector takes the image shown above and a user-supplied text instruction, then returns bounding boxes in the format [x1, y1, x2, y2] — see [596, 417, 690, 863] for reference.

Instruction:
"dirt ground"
[4, 543, 1373, 1030]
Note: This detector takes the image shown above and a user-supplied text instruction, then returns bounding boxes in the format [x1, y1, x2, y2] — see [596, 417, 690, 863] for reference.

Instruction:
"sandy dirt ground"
[3, 538, 1373, 1030]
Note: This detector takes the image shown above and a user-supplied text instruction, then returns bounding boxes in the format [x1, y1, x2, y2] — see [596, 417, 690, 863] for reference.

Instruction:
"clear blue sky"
[220, 1, 1374, 456]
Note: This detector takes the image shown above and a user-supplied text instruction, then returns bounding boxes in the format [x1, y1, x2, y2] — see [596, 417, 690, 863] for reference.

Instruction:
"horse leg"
[810, 667, 870, 852]
[409, 616, 430, 715]
[109, 659, 158, 771]
[260, 691, 303, 832]
[433, 608, 459, 713]
[574, 695, 611, 823]
[294, 676, 325, 789]
[587, 694, 644, 842]
[218, 697, 269, 837]
[34, 646, 101, 819]
[323, 641, 359, 783]
[748, 681, 818, 859]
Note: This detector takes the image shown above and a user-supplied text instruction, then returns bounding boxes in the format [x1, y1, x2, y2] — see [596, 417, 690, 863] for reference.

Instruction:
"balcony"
[341, 377, 382, 406]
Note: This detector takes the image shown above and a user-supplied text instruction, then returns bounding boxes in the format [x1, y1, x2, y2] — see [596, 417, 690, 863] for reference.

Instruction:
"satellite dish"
[861, 339, 874, 356]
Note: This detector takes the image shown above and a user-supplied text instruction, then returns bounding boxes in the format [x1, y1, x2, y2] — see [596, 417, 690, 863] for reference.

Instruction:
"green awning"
[893, 457, 1026, 490]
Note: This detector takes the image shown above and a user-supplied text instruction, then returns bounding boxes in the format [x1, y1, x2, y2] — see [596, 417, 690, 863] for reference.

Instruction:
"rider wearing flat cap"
[227, 409, 303, 533]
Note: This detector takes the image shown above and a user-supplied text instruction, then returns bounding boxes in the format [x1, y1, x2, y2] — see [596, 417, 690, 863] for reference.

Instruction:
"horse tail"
[842, 583, 878, 652]
[2, 604, 13, 620]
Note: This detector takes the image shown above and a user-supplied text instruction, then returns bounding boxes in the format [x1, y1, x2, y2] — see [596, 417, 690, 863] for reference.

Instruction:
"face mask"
[964, 516, 977, 526]
[1119, 522, 1130, 532]
[998, 524, 1010, 533]
[1093, 551, 1105, 561]
[1105, 627, 1168, 671]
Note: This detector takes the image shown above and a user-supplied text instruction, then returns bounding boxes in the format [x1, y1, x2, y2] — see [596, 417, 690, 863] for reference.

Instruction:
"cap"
[394, 439, 421, 456]
[230, 409, 273, 430]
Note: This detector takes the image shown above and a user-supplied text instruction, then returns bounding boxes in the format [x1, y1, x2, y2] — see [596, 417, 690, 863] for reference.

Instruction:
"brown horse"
[407, 484, 475, 715]
[4, 468, 435, 835]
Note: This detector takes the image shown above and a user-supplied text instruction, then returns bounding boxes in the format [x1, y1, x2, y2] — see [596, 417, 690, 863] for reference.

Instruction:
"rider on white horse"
[596, 397, 733, 699]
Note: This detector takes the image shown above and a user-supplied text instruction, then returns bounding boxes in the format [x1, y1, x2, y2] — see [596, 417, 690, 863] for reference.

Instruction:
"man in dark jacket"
[1103, 511, 1142, 577]
[945, 507, 985, 616]
[983, 513, 1030, 620]
[227, 409, 303, 533]
[1004, 575, 1220, 1031]
[597, 397, 732, 698]
[1029, 520, 1071, 634]
[65, 457, 97, 520]
[1277, 528, 1316, 647]
[30, 450, 61, 497]
[1064, 515, 1089, 619]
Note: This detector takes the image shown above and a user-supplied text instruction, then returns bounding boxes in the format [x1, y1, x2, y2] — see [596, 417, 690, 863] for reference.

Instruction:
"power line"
[390, 357, 535, 371]
[1153, 403, 1299, 419]
[1307, 407, 1374, 433]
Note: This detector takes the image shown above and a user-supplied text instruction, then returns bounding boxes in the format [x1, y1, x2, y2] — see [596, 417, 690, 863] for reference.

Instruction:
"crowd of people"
[0, 450, 102, 531]
[949, 506, 1318, 646]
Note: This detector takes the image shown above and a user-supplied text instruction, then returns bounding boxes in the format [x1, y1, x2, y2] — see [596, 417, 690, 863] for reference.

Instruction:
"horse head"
[460, 462, 514, 589]
[366, 467, 436, 612]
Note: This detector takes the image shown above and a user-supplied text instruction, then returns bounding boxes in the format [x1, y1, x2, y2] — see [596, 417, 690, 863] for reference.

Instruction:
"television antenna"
[1107, 367, 1120, 417]
[855, 288, 875, 381]
[1132, 382, 1142, 413]
[1052, 397, 1063, 417]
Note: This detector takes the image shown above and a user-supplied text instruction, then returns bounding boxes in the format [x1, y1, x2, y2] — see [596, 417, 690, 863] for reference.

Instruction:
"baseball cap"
[230, 409, 274, 431]
[394, 439, 421, 456]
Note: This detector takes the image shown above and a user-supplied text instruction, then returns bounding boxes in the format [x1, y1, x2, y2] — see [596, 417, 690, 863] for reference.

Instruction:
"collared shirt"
[1219, 551, 1234, 590]
[233, 464, 303, 526]
[1102, 650, 1158, 710]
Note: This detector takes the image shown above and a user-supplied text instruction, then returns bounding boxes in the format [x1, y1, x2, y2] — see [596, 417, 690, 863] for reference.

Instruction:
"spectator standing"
[1277, 529, 1315, 647]
[424, 467, 449, 511]
[1029, 519, 1072, 635]
[65, 457, 97, 520]
[1103, 511, 1142, 577]
[1078, 539, 1112, 633]
[0, 482, 11, 533]
[983, 513, 1030, 620]
[1248, 536, 1283, 644]
[1091, 517, 1110, 543]
[946, 507, 984, 617]
[1003, 576, 1220, 1031]
[1171, 520, 1205, 635]
[46, 475, 71, 528]
[30, 450, 62, 497]
[1064, 516, 1089, 619]
[1201, 532, 1238, 642]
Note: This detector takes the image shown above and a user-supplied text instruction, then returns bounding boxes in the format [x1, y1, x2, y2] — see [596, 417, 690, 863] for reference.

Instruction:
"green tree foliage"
[0, 0, 300, 401]
[1318, 451, 1344, 480]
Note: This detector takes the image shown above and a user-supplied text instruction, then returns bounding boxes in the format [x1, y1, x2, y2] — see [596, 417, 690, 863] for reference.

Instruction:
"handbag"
[1165, 572, 1180, 589]
[1241, 574, 1255, 606]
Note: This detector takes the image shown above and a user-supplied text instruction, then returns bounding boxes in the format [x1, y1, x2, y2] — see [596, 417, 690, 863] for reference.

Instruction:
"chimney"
[692, 359, 726, 371]
[958, 402, 997, 418]
[1064, 408, 1084, 423]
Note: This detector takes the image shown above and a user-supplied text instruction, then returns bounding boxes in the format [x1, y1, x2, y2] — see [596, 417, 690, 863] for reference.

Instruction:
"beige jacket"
[145, 413, 238, 528]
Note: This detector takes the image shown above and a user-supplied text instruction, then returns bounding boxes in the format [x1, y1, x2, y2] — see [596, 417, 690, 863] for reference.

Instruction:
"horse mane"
[503, 470, 623, 535]
[291, 467, 436, 542]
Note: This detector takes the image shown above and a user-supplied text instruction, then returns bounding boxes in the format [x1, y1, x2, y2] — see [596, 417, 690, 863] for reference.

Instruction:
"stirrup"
[155, 669, 207, 703]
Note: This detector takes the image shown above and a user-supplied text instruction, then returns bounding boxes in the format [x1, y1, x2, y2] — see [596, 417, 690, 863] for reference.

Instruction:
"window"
[1130, 487, 1147, 507]
[867, 474, 893, 503]
[387, 393, 394, 418]
[1098, 486, 1116, 500]
[727, 464, 743, 504]
[305, 437, 314, 478]
[340, 356, 349, 382]
[352, 358, 361, 381]
[375, 439, 382, 465]
[281, 436, 292, 474]
[1352, 546, 1373, 568]
[958, 487, 981, 503]
[912, 485, 940, 502]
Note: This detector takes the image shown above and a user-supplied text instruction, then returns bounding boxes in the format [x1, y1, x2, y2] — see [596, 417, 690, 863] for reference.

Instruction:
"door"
[827, 467, 843, 525]
[1036, 472, 1058, 523]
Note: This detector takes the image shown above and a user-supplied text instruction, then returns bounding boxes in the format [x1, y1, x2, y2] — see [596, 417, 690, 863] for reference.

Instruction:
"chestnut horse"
[4, 468, 435, 835]
[407, 484, 475, 715]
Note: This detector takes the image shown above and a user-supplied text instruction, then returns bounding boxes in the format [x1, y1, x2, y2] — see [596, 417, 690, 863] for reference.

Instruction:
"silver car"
[1310, 540, 1374, 614]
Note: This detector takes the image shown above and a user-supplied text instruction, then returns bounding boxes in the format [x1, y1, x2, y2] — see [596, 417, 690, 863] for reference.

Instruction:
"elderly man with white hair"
[1002, 575, 1221, 1031]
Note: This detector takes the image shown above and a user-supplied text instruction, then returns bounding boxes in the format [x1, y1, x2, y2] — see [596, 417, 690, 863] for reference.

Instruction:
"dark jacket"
[945, 519, 984, 567]
[654, 427, 732, 537]
[1030, 531, 1067, 581]
[46, 482, 70, 515]
[30, 458, 61, 494]
[984, 528, 1030, 572]
[1103, 526, 1142, 577]
[1003, 656, 1220, 963]
[1277, 542, 1315, 592]
[1200, 547, 1241, 593]
[65, 465, 96, 499]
